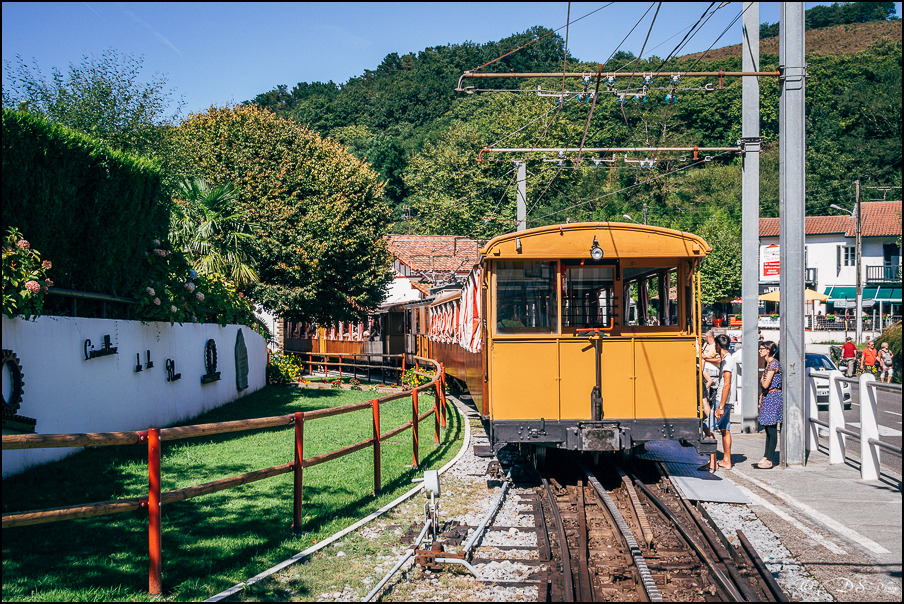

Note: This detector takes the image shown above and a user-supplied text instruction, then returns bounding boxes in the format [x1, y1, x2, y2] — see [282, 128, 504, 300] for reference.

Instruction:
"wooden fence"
[1, 354, 448, 595]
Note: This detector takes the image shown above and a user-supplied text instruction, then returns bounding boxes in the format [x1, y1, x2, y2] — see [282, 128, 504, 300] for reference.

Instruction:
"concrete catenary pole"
[779, 2, 807, 467]
[740, 1, 761, 433]
[516, 160, 527, 232]
[855, 179, 862, 345]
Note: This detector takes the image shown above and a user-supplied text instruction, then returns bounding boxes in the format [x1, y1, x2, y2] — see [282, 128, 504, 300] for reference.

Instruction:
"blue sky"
[2, 2, 900, 117]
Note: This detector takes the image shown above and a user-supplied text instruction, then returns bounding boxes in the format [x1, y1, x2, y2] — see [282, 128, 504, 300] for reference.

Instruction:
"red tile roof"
[386, 235, 479, 275]
[759, 201, 901, 238]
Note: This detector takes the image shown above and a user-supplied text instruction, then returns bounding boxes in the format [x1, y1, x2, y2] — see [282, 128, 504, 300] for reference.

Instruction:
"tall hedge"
[2, 109, 169, 295]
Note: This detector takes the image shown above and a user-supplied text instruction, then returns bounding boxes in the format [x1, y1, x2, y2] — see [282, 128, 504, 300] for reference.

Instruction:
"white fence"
[2, 315, 267, 477]
[805, 369, 902, 481]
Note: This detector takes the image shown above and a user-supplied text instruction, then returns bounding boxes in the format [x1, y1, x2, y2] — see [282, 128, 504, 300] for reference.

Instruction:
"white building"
[759, 200, 902, 323]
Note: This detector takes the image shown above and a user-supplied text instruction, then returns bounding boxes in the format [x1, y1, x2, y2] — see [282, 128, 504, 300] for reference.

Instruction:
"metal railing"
[866, 265, 901, 283]
[2, 354, 449, 595]
[805, 369, 902, 481]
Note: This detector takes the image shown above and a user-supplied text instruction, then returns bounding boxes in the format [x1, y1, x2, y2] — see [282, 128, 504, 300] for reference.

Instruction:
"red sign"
[762, 245, 780, 277]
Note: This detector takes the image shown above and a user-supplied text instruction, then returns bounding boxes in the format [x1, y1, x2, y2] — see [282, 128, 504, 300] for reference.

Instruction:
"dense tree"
[163, 105, 393, 321]
[2, 48, 182, 156]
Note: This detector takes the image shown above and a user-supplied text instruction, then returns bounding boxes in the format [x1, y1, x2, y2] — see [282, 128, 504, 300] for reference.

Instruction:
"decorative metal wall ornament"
[135, 353, 143, 372]
[2, 349, 36, 433]
[84, 334, 118, 360]
[234, 330, 249, 392]
[201, 339, 221, 384]
[145, 350, 154, 369]
[165, 359, 181, 382]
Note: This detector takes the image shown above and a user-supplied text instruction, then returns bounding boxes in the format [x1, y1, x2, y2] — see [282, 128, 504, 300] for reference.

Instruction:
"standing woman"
[756, 341, 782, 469]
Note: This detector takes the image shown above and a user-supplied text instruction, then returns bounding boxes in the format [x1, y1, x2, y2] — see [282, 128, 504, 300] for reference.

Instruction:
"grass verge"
[1, 384, 463, 602]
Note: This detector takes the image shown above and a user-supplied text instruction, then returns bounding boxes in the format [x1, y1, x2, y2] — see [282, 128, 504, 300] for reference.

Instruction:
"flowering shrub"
[402, 368, 435, 389]
[135, 238, 258, 329]
[2, 227, 53, 320]
[330, 379, 343, 389]
[349, 378, 362, 391]
[267, 352, 304, 384]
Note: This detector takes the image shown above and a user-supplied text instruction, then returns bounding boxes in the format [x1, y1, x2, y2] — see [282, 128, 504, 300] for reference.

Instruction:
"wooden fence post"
[439, 363, 447, 429]
[292, 412, 305, 534]
[372, 399, 381, 494]
[148, 427, 162, 595]
[412, 388, 419, 468]
[434, 384, 440, 446]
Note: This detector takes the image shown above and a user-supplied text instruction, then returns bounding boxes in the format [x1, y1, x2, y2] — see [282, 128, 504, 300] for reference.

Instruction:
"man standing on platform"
[704, 334, 736, 472]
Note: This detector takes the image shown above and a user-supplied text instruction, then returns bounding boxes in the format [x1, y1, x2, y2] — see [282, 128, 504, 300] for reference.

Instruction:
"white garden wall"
[2, 315, 267, 478]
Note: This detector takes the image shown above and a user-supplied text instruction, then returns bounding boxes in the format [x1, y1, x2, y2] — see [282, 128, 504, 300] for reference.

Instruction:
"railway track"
[534, 450, 787, 602]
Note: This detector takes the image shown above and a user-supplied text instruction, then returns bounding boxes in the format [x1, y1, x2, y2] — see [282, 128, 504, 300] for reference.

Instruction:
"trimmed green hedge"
[2, 109, 169, 295]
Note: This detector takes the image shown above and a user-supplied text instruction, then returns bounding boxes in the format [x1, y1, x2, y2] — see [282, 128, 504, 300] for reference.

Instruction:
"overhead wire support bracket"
[456, 69, 781, 91]
[477, 146, 742, 162]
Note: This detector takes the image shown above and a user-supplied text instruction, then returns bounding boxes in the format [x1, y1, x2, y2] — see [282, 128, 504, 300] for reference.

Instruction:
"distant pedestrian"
[756, 341, 781, 469]
[861, 340, 878, 375]
[841, 337, 857, 377]
[702, 334, 735, 472]
[878, 342, 894, 383]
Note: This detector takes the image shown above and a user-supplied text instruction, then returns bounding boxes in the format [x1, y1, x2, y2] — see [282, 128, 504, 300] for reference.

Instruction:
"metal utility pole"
[740, 1, 761, 434]
[642, 203, 648, 225]
[516, 160, 527, 231]
[779, 2, 807, 467]
[855, 179, 862, 345]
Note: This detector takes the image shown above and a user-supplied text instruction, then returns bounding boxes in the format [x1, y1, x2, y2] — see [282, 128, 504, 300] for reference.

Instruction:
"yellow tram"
[427, 222, 713, 454]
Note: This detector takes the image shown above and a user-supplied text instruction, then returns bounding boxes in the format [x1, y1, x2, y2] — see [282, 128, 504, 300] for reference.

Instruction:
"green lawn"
[1, 384, 463, 602]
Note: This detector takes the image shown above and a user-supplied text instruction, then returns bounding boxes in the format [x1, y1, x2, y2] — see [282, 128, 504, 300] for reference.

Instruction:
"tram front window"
[495, 261, 557, 334]
[624, 266, 678, 327]
[563, 264, 615, 329]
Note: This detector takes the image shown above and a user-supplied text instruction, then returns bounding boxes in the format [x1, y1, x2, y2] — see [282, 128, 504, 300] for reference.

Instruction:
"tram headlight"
[590, 237, 604, 261]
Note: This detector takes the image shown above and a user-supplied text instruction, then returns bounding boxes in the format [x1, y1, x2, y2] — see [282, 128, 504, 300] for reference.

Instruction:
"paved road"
[816, 381, 902, 476]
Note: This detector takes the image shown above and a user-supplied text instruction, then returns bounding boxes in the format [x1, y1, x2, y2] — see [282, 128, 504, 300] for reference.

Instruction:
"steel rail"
[736, 529, 789, 603]
[630, 475, 742, 602]
[582, 465, 663, 602]
[540, 477, 575, 602]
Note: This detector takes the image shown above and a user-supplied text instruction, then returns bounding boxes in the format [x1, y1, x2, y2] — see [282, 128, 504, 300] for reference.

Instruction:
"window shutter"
[837, 245, 841, 270]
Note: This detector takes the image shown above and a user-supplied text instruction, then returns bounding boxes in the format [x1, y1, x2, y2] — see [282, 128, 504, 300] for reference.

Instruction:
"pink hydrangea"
[153, 249, 168, 258]
[44, 278, 53, 287]
[152, 239, 161, 247]
[153, 297, 161, 305]
[25, 280, 41, 293]
[17, 240, 30, 249]
[42, 260, 52, 270]
[170, 305, 178, 313]
[195, 292, 205, 302]
[146, 287, 156, 297]
[184, 282, 196, 293]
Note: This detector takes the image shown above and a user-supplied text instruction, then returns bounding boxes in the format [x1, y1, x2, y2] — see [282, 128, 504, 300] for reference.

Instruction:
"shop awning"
[824, 286, 902, 304]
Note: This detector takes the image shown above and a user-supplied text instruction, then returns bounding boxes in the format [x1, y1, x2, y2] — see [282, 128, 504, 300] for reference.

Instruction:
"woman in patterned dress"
[756, 341, 782, 469]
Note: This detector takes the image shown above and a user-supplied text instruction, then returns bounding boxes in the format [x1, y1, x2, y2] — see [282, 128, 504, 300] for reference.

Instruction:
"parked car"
[805, 353, 853, 410]
[732, 350, 852, 410]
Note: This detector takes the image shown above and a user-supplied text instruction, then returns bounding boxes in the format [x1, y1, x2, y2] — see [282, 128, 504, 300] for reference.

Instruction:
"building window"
[838, 245, 855, 268]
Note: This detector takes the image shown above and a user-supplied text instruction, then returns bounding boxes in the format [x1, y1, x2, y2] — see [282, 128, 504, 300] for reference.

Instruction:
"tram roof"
[480, 222, 711, 261]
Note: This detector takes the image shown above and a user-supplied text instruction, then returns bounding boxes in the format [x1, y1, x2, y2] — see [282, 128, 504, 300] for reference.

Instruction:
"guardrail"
[1, 354, 448, 595]
[805, 369, 902, 480]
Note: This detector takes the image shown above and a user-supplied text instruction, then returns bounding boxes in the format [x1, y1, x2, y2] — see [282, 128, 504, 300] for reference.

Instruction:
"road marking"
[732, 472, 891, 555]
[883, 410, 902, 417]
[849, 422, 902, 437]
[734, 485, 847, 555]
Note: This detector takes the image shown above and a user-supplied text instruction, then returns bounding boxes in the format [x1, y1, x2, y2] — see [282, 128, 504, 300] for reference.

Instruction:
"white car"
[731, 350, 852, 410]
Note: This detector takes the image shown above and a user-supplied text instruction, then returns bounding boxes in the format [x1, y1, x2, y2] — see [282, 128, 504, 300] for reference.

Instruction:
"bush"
[876, 321, 902, 383]
[2, 109, 168, 295]
[267, 351, 304, 384]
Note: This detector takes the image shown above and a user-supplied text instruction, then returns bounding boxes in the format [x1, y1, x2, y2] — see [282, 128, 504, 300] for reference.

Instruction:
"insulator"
[671, 74, 681, 85]
[643, 75, 653, 85]
[634, 94, 646, 103]
[665, 92, 677, 104]
[607, 76, 616, 86]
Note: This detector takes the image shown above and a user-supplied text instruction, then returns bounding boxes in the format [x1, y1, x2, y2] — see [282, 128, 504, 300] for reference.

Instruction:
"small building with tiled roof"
[758, 201, 901, 320]
[382, 235, 480, 305]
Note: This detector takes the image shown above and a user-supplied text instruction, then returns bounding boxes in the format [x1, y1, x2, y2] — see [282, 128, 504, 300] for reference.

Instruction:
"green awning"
[825, 286, 901, 302]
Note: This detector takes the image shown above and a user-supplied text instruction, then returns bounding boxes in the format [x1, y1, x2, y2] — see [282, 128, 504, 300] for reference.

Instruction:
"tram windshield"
[495, 261, 558, 334]
[562, 264, 615, 329]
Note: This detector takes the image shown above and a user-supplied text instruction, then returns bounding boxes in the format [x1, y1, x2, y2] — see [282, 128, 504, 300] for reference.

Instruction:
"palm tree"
[169, 177, 259, 287]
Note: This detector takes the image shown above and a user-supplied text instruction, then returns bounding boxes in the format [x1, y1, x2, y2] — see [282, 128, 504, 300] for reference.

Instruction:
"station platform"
[715, 423, 902, 602]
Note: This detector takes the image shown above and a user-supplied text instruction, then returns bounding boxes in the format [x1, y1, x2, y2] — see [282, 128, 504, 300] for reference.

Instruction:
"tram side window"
[495, 261, 558, 334]
[623, 266, 678, 327]
[562, 264, 615, 329]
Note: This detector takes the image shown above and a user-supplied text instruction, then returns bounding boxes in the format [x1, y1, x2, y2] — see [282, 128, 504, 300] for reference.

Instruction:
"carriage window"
[563, 265, 615, 329]
[495, 261, 558, 334]
[624, 266, 678, 327]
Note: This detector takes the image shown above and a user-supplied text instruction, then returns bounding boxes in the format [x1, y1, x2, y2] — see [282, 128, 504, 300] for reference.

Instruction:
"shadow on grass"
[2, 386, 463, 602]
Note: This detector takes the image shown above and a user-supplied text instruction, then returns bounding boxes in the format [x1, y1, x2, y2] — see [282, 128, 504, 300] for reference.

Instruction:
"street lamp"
[622, 214, 639, 224]
[829, 181, 862, 343]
